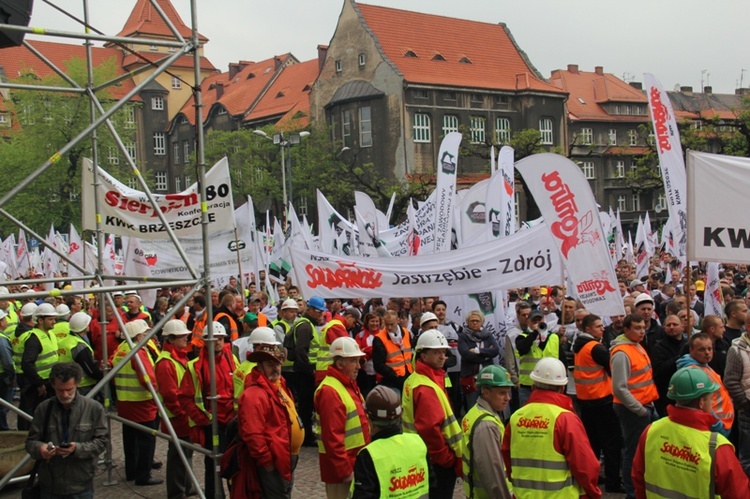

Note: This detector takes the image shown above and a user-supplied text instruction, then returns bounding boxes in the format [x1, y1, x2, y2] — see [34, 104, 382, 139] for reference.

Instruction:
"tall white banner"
[123, 237, 156, 309]
[497, 146, 516, 238]
[644, 73, 688, 263]
[82, 157, 234, 239]
[290, 223, 563, 299]
[516, 153, 625, 316]
[704, 262, 723, 318]
[433, 132, 462, 253]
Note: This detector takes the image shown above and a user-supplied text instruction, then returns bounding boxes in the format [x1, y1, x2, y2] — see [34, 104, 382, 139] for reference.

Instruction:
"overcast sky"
[25, 0, 750, 94]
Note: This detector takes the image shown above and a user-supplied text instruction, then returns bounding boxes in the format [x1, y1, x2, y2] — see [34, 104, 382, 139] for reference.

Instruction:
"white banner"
[434, 132, 462, 253]
[516, 153, 625, 316]
[687, 151, 750, 263]
[458, 178, 489, 245]
[497, 146, 516, 238]
[644, 73, 688, 263]
[704, 262, 723, 317]
[290, 223, 563, 299]
[123, 237, 156, 309]
[82, 157, 234, 239]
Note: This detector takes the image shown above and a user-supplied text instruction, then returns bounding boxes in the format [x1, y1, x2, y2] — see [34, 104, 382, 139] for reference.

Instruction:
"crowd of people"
[6, 255, 750, 498]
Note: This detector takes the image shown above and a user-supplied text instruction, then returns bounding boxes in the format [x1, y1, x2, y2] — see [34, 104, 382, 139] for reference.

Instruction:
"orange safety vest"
[686, 364, 735, 431]
[374, 327, 414, 379]
[190, 313, 208, 351]
[257, 313, 267, 327]
[573, 340, 612, 400]
[214, 312, 239, 342]
[611, 341, 658, 406]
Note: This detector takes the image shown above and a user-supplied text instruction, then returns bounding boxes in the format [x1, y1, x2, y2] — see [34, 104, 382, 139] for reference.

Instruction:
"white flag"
[123, 237, 155, 310]
[433, 132, 462, 253]
[704, 262, 723, 318]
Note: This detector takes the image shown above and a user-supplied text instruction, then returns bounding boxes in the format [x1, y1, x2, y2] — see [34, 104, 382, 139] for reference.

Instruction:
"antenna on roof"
[700, 70, 707, 91]
[741, 69, 747, 90]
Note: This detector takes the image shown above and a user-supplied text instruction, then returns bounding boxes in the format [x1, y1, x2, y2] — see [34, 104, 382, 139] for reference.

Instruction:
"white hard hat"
[280, 298, 299, 310]
[20, 303, 38, 318]
[634, 293, 655, 307]
[162, 319, 190, 337]
[124, 319, 149, 339]
[415, 329, 448, 351]
[0, 310, 6, 321]
[329, 336, 366, 358]
[420, 312, 438, 326]
[0, 286, 8, 295]
[55, 304, 71, 318]
[124, 290, 138, 296]
[530, 357, 568, 386]
[202, 321, 227, 338]
[69, 312, 92, 333]
[248, 326, 280, 345]
[34, 303, 57, 318]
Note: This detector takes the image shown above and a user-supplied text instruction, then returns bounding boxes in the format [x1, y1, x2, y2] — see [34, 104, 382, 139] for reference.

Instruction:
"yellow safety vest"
[233, 360, 256, 401]
[461, 403, 510, 498]
[517, 332, 559, 386]
[294, 317, 320, 366]
[643, 417, 731, 499]
[509, 402, 584, 498]
[185, 353, 239, 427]
[402, 372, 463, 458]
[352, 433, 430, 498]
[3, 308, 18, 334]
[112, 342, 154, 402]
[12, 328, 59, 379]
[316, 318, 345, 373]
[155, 350, 187, 418]
[314, 375, 366, 453]
[273, 318, 293, 368]
[57, 333, 96, 387]
[51, 321, 70, 342]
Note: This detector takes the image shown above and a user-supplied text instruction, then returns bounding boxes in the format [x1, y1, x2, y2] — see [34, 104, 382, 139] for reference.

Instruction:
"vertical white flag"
[16, 229, 29, 277]
[433, 132, 462, 253]
[123, 237, 156, 310]
[68, 225, 84, 290]
[704, 262, 723, 318]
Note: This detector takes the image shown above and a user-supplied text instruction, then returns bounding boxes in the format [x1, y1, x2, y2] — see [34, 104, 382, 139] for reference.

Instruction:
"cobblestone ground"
[0, 408, 624, 498]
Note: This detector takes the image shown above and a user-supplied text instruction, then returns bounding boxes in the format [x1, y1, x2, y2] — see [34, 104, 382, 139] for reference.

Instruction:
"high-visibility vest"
[509, 402, 584, 498]
[352, 433, 430, 499]
[155, 349, 187, 418]
[685, 364, 734, 431]
[51, 321, 70, 342]
[517, 332, 559, 386]
[461, 403, 510, 498]
[12, 328, 59, 379]
[233, 360, 256, 401]
[374, 328, 414, 379]
[316, 318, 345, 373]
[11, 329, 26, 374]
[214, 312, 239, 341]
[57, 333, 96, 387]
[273, 318, 293, 368]
[643, 417, 731, 498]
[573, 341, 612, 400]
[294, 317, 320, 367]
[611, 341, 658, 406]
[314, 375, 366, 453]
[112, 342, 154, 402]
[190, 313, 207, 350]
[0, 331, 10, 375]
[402, 372, 463, 458]
[257, 313, 268, 327]
[185, 353, 239, 427]
[3, 308, 18, 334]
[146, 338, 161, 360]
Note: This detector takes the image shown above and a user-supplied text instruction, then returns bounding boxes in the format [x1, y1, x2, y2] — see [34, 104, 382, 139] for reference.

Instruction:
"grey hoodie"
[610, 334, 650, 416]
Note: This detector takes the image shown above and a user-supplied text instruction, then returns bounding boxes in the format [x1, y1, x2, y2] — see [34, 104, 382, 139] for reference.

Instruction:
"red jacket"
[411, 359, 457, 469]
[154, 343, 190, 437]
[238, 369, 295, 481]
[501, 390, 602, 499]
[354, 329, 376, 361]
[89, 308, 124, 362]
[314, 366, 371, 483]
[632, 404, 750, 498]
[116, 347, 158, 424]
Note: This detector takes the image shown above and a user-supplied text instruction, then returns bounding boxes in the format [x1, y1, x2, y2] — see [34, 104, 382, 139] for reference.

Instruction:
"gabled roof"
[116, 0, 207, 42]
[122, 51, 216, 71]
[354, 2, 565, 94]
[667, 90, 743, 122]
[244, 59, 318, 126]
[549, 66, 647, 121]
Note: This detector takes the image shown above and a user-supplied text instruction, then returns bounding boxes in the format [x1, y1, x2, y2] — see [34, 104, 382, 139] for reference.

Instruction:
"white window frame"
[358, 53, 366, 67]
[581, 161, 595, 179]
[184, 140, 190, 163]
[628, 129, 638, 146]
[151, 96, 164, 111]
[125, 106, 136, 128]
[107, 146, 119, 165]
[171, 76, 182, 90]
[335, 60, 342, 73]
[442, 114, 459, 135]
[495, 117, 511, 144]
[469, 116, 485, 144]
[127, 177, 138, 190]
[632, 194, 641, 211]
[342, 109, 352, 147]
[153, 132, 166, 155]
[413, 113, 431, 143]
[184, 175, 191, 187]
[580, 128, 593, 145]
[175, 176, 181, 192]
[539, 118, 553, 145]
[298, 196, 309, 216]
[617, 195, 627, 212]
[173, 142, 180, 164]
[608, 129, 617, 145]
[155, 171, 168, 191]
[657, 193, 667, 209]
[125, 142, 137, 162]
[0, 114, 8, 124]
[359, 106, 372, 147]
[615, 160, 625, 178]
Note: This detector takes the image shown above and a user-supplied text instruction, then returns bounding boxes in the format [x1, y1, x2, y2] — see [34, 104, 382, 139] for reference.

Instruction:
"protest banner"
[434, 132, 461, 253]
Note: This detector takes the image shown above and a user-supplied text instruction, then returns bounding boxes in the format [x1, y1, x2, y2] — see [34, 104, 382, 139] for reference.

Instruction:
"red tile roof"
[668, 91, 742, 122]
[549, 67, 647, 121]
[355, 3, 565, 94]
[122, 51, 216, 71]
[244, 59, 318, 124]
[116, 0, 207, 42]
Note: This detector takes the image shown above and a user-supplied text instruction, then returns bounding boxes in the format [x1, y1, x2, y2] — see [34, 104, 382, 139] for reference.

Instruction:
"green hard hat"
[476, 365, 515, 389]
[667, 367, 719, 401]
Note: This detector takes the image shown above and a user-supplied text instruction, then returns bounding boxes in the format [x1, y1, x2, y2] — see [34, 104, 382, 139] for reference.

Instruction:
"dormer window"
[459, 57, 472, 64]
[432, 53, 445, 61]
[404, 50, 418, 58]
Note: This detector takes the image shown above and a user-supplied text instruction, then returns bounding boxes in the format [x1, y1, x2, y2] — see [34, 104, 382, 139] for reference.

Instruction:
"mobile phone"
[59, 442, 71, 449]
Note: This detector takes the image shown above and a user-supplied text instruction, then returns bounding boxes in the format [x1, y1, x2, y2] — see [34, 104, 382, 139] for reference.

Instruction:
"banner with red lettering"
[516, 153, 625, 316]
[81, 157, 234, 239]
[290, 223, 563, 299]
[644, 74, 688, 263]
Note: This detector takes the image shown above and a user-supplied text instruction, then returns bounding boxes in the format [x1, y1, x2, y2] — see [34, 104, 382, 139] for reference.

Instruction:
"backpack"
[220, 417, 243, 479]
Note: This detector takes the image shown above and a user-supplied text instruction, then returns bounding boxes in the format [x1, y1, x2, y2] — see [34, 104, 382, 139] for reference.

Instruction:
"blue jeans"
[41, 488, 94, 499]
[614, 404, 657, 499]
[737, 411, 750, 479]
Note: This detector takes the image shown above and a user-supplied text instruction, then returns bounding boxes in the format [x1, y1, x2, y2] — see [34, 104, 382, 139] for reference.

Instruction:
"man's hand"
[39, 443, 56, 460]
[556, 325, 566, 337]
[56, 443, 76, 458]
[36, 385, 46, 397]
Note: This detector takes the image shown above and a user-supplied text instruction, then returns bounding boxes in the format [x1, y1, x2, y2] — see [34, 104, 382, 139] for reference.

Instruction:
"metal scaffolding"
[0, 1, 222, 497]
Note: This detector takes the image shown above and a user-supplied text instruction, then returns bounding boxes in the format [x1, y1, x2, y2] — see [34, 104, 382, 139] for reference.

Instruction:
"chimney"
[736, 88, 750, 96]
[703, 86, 712, 94]
[680, 86, 693, 94]
[228, 62, 240, 79]
[567, 64, 579, 74]
[274, 56, 284, 70]
[629, 81, 643, 90]
[215, 82, 224, 100]
[318, 45, 329, 74]
[594, 66, 604, 75]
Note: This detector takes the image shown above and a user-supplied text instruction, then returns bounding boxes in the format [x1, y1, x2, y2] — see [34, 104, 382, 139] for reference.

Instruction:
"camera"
[538, 322, 547, 331]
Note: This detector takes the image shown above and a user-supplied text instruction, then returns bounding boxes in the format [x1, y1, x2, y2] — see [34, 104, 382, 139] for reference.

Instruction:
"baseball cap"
[630, 279, 645, 288]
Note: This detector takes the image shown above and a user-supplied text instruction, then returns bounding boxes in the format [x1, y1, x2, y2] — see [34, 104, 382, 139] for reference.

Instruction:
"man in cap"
[632, 367, 750, 497]
[179, 321, 238, 498]
[57, 312, 102, 397]
[351, 385, 434, 498]
[461, 365, 514, 499]
[502, 357, 602, 498]
[634, 292, 664, 353]
[52, 303, 71, 341]
[124, 294, 152, 326]
[235, 328, 303, 499]
[402, 329, 462, 499]
[515, 307, 561, 407]
[629, 279, 646, 294]
[273, 298, 298, 388]
[155, 319, 195, 499]
[0, 310, 14, 430]
[112, 319, 162, 486]
[372, 310, 414, 392]
[292, 296, 326, 446]
[314, 336, 371, 499]
[315, 307, 362, 385]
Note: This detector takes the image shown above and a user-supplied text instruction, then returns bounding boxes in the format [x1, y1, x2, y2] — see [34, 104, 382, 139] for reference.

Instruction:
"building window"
[335, 60, 342, 73]
[608, 129, 617, 145]
[615, 160, 625, 178]
[657, 193, 667, 209]
[444, 91, 457, 101]
[0, 113, 9, 125]
[171, 76, 182, 89]
[127, 177, 138, 190]
[625, 105, 632, 115]
[581, 161, 595, 179]
[125, 106, 136, 128]
[470, 93, 483, 103]
[648, 132, 655, 146]
[184, 140, 190, 163]
[342, 109, 352, 147]
[494, 95, 509, 105]
[126, 142, 137, 162]
[173, 142, 180, 164]
[495, 117, 511, 144]
[413, 89, 428, 99]
[470, 116, 486, 144]
[617, 195, 627, 212]
[358, 53, 366, 67]
[539, 118, 553, 145]
[151, 97, 164, 111]
[184, 175, 191, 186]
[442, 115, 459, 135]
[359, 106, 372, 147]
[628, 129, 638, 146]
[107, 147, 119, 165]
[175, 176, 181, 192]
[153, 132, 166, 155]
[632, 194, 641, 211]
[614, 105, 621, 115]
[297, 196, 309, 216]
[155, 171, 168, 191]
[580, 128, 593, 145]
[413, 113, 431, 143]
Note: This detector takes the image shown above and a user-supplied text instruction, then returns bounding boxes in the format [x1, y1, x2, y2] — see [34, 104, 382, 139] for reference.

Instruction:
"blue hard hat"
[307, 296, 327, 311]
